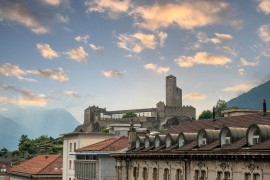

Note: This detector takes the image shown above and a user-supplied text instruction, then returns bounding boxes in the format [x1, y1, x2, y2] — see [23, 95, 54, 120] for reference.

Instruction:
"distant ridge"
[0, 108, 80, 150]
[227, 80, 270, 109]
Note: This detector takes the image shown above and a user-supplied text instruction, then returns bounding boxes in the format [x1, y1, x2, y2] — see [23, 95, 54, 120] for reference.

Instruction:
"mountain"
[0, 108, 80, 150]
[227, 80, 270, 109]
[0, 115, 30, 150]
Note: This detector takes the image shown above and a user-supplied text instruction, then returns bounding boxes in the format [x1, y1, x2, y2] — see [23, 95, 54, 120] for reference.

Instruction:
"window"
[195, 170, 199, 180]
[253, 174, 260, 180]
[202, 138, 207, 146]
[201, 170, 206, 180]
[253, 135, 259, 145]
[217, 171, 222, 180]
[153, 168, 158, 180]
[75, 160, 97, 179]
[164, 168, 169, 180]
[69, 143, 72, 152]
[176, 169, 183, 180]
[225, 137, 231, 145]
[74, 142, 76, 151]
[245, 173, 251, 180]
[143, 167, 148, 180]
[224, 172, 230, 180]
[133, 167, 138, 180]
[69, 160, 72, 170]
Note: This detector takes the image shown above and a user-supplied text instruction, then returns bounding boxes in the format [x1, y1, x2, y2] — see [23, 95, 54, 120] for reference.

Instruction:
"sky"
[0, 0, 270, 123]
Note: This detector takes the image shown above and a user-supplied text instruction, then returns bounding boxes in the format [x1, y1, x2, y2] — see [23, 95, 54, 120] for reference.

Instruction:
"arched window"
[164, 168, 170, 180]
[143, 167, 148, 180]
[133, 167, 138, 180]
[153, 168, 158, 180]
[176, 169, 183, 180]
[245, 173, 251, 180]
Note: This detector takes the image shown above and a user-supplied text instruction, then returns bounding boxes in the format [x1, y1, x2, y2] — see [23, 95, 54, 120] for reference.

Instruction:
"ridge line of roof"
[36, 155, 61, 174]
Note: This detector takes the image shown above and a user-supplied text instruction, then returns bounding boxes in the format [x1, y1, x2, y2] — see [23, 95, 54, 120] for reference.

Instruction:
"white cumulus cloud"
[27, 68, 68, 82]
[258, 0, 270, 15]
[66, 47, 89, 63]
[89, 44, 104, 53]
[101, 70, 126, 77]
[63, 91, 80, 98]
[144, 63, 169, 74]
[258, 24, 270, 43]
[175, 52, 231, 68]
[183, 93, 208, 100]
[37, 43, 59, 59]
[75, 35, 90, 44]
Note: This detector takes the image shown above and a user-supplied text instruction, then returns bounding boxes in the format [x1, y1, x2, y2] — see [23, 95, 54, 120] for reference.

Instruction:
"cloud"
[183, 93, 208, 100]
[240, 58, 258, 66]
[144, 63, 169, 74]
[214, 33, 233, 40]
[63, 91, 80, 98]
[222, 83, 257, 92]
[130, 1, 240, 31]
[0, 107, 8, 111]
[65, 46, 89, 63]
[0, 63, 68, 82]
[258, 0, 270, 14]
[27, 68, 68, 82]
[175, 52, 231, 68]
[89, 44, 104, 53]
[85, 0, 131, 18]
[117, 32, 166, 53]
[258, 24, 270, 43]
[238, 68, 245, 76]
[75, 35, 89, 44]
[55, 14, 69, 23]
[0, 0, 49, 34]
[101, 70, 126, 77]
[0, 85, 50, 107]
[37, 43, 59, 59]
[217, 46, 237, 56]
[0, 63, 35, 82]
[40, 0, 62, 6]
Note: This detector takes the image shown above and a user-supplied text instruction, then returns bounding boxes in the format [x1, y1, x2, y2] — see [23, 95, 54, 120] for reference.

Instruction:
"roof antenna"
[263, 99, 267, 116]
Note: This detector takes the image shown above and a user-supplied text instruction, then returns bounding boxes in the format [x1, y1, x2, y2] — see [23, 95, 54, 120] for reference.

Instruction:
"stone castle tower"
[166, 75, 182, 107]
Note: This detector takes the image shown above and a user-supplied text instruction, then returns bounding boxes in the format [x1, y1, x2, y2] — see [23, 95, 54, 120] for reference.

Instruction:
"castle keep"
[75, 75, 196, 132]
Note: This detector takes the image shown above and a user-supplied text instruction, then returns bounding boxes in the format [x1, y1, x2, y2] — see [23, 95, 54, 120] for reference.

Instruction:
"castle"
[75, 75, 196, 132]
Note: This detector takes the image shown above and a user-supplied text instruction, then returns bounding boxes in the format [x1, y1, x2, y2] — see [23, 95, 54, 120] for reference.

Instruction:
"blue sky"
[0, 0, 270, 122]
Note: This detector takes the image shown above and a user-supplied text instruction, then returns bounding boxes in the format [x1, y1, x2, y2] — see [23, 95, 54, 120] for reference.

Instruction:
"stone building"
[75, 75, 196, 132]
[113, 110, 270, 180]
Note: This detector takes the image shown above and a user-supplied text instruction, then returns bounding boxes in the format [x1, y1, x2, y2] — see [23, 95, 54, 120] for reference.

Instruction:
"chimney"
[128, 119, 136, 149]
[213, 107, 216, 120]
[263, 99, 267, 116]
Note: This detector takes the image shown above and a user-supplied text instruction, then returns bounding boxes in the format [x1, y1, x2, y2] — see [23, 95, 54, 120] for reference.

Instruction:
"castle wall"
[166, 75, 182, 107]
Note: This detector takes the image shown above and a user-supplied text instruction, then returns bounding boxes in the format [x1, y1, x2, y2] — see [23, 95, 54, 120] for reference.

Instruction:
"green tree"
[215, 99, 227, 117]
[198, 110, 212, 120]
[100, 127, 109, 133]
[123, 112, 137, 118]
[0, 147, 8, 157]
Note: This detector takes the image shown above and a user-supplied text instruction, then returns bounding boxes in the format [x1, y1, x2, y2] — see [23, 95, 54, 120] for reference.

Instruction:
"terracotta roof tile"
[76, 136, 128, 152]
[198, 140, 220, 151]
[9, 155, 62, 175]
[221, 137, 247, 150]
[177, 141, 197, 151]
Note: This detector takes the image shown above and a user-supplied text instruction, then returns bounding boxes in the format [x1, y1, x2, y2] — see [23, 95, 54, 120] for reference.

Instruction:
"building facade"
[75, 75, 196, 132]
[113, 112, 270, 180]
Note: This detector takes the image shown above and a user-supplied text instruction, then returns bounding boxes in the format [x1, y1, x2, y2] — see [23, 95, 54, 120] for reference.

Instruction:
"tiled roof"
[251, 139, 270, 150]
[165, 113, 270, 134]
[9, 155, 62, 175]
[221, 137, 247, 150]
[76, 136, 128, 152]
[198, 140, 220, 151]
[177, 140, 197, 151]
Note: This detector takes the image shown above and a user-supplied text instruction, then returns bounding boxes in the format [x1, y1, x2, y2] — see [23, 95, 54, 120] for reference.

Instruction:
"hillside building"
[75, 75, 196, 132]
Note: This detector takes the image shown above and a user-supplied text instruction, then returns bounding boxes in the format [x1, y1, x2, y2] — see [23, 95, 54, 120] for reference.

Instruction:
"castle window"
[164, 168, 169, 180]
[245, 173, 251, 180]
[153, 168, 158, 180]
[143, 167, 148, 180]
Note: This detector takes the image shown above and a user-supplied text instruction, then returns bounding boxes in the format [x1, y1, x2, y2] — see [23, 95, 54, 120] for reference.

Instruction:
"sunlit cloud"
[258, 0, 270, 15]
[238, 68, 245, 76]
[183, 93, 208, 100]
[214, 33, 233, 40]
[63, 91, 80, 98]
[27, 68, 68, 82]
[0, 107, 8, 111]
[222, 83, 257, 92]
[85, 0, 131, 18]
[240, 58, 259, 66]
[101, 70, 126, 77]
[0, 63, 35, 82]
[175, 52, 231, 68]
[55, 14, 69, 24]
[0, 1, 49, 34]
[0, 63, 68, 82]
[75, 35, 90, 44]
[89, 44, 104, 53]
[217, 46, 237, 56]
[144, 63, 169, 74]
[65, 46, 89, 63]
[0, 85, 50, 107]
[258, 24, 270, 43]
[40, 0, 62, 6]
[37, 43, 59, 59]
[130, 1, 241, 31]
[117, 32, 166, 53]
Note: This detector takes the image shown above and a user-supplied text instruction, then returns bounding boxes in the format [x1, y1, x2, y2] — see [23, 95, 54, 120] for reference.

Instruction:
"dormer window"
[201, 138, 207, 146]
[247, 125, 263, 146]
[155, 138, 160, 148]
[135, 139, 141, 148]
[154, 135, 166, 148]
[145, 139, 150, 148]
[198, 129, 220, 147]
[225, 137, 230, 145]
[166, 138, 172, 148]
[178, 135, 184, 147]
[220, 127, 247, 147]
